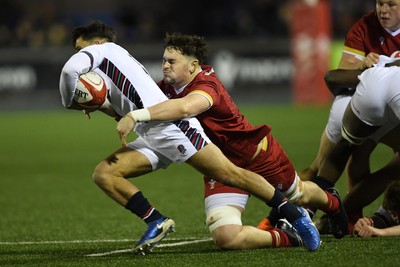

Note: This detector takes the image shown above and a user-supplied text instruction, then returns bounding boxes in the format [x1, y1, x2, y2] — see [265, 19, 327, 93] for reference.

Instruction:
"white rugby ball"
[74, 72, 107, 108]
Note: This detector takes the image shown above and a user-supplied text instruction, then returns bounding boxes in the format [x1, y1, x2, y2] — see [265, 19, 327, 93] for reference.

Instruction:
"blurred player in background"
[300, 0, 400, 234]
[59, 21, 320, 254]
[117, 32, 349, 250]
[316, 66, 400, 235]
[353, 180, 400, 237]
[313, 61, 400, 239]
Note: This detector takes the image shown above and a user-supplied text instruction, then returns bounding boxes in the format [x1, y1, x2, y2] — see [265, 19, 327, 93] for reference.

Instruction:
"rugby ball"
[74, 72, 107, 108]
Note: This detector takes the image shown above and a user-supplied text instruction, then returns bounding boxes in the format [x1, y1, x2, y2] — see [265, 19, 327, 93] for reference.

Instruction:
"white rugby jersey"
[59, 42, 167, 115]
[59, 42, 208, 136]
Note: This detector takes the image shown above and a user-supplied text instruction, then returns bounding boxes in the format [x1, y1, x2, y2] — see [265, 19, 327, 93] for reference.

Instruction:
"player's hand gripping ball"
[74, 72, 107, 108]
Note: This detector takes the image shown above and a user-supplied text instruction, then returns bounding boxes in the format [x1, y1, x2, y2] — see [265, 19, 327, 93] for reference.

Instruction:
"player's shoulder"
[81, 42, 120, 53]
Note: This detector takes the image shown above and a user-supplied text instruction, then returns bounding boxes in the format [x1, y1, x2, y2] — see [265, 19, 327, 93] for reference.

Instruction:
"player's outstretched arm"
[147, 94, 211, 121]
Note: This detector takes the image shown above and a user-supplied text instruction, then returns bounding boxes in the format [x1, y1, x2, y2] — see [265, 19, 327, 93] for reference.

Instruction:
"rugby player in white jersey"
[319, 67, 400, 235]
[298, 0, 400, 234]
[59, 21, 320, 254]
[315, 65, 400, 215]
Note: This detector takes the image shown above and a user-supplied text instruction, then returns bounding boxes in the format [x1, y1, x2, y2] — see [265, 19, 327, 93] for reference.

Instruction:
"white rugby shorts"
[128, 119, 210, 170]
[325, 95, 351, 143]
[352, 66, 400, 127]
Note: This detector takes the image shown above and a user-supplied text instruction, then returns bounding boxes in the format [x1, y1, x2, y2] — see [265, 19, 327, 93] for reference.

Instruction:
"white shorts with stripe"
[129, 118, 211, 170]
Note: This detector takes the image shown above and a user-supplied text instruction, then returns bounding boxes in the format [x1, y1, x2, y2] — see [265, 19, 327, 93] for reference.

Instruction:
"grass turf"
[0, 106, 397, 267]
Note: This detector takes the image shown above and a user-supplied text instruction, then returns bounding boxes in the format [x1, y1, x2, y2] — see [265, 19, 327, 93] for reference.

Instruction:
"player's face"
[162, 48, 193, 88]
[376, 0, 400, 31]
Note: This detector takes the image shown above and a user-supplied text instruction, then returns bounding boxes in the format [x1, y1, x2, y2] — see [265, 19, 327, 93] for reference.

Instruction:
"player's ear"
[189, 60, 198, 74]
[93, 37, 106, 45]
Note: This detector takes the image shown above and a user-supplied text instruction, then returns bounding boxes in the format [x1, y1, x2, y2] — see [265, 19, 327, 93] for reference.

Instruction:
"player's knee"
[212, 227, 240, 250]
[341, 126, 366, 146]
[292, 193, 309, 206]
[206, 206, 243, 250]
[284, 175, 305, 205]
[92, 161, 112, 188]
[299, 167, 317, 181]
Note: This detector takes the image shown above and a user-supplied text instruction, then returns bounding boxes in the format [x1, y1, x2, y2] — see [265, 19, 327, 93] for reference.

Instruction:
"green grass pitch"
[0, 105, 397, 267]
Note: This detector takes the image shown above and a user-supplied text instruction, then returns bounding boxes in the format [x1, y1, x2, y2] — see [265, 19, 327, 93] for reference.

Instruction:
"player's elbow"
[172, 101, 193, 119]
[324, 70, 339, 92]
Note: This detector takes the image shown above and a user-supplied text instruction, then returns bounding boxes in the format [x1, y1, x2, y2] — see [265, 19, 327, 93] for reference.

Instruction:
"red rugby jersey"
[158, 65, 271, 167]
[344, 10, 400, 58]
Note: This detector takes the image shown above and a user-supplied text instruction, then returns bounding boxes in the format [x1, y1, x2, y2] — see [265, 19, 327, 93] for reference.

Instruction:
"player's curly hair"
[164, 32, 208, 65]
[383, 180, 400, 217]
[72, 21, 116, 47]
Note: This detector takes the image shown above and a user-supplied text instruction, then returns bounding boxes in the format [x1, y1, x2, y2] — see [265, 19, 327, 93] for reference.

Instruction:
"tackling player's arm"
[339, 51, 380, 70]
[117, 92, 211, 147]
[123, 90, 212, 123]
[146, 91, 211, 121]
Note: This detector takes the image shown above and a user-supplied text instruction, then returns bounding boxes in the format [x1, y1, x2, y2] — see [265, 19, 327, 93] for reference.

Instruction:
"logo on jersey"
[177, 144, 187, 154]
[208, 179, 216, 190]
[204, 68, 215, 76]
[379, 36, 385, 45]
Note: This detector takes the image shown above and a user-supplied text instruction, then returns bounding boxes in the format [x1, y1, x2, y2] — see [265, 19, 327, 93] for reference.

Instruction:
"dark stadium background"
[0, 0, 374, 110]
[2, 2, 398, 266]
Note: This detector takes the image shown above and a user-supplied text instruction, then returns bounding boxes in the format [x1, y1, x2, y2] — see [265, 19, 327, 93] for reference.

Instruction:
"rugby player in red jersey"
[118, 32, 347, 248]
[62, 21, 320, 255]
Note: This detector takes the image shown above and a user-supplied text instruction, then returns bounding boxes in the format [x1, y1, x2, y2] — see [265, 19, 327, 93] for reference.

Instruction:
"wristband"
[130, 108, 151, 122]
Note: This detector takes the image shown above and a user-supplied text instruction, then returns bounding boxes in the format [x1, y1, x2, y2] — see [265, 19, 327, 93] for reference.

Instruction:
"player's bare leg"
[188, 143, 320, 251]
[208, 206, 302, 249]
[211, 224, 302, 249]
[344, 153, 400, 231]
[93, 147, 152, 205]
[93, 147, 175, 255]
[299, 130, 336, 181]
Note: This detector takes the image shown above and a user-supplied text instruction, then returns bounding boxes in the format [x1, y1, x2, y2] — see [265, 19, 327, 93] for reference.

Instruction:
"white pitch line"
[0, 239, 134, 245]
[86, 238, 212, 257]
[0, 237, 204, 246]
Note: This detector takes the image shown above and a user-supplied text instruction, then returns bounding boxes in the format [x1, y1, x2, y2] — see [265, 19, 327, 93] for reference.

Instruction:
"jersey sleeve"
[343, 20, 367, 59]
[59, 50, 99, 107]
[188, 89, 213, 108]
[187, 80, 220, 108]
